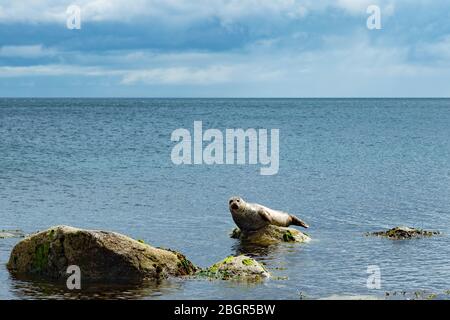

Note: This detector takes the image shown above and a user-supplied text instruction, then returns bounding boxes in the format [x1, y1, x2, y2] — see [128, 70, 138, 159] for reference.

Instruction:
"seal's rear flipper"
[290, 215, 309, 228]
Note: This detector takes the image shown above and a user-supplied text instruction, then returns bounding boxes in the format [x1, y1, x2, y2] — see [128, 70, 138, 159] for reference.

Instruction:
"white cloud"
[0, 1, 66, 23]
[336, 0, 374, 14]
[0, 34, 432, 83]
[0, 0, 306, 23]
[417, 35, 450, 64]
[1, 27, 449, 97]
[0, 60, 282, 86]
[1, 32, 449, 97]
[120, 63, 284, 85]
[0, 0, 396, 24]
[0, 64, 119, 77]
[121, 66, 235, 85]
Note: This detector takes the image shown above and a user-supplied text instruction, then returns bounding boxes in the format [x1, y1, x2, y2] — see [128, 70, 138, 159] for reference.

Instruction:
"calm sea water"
[1, 98, 449, 300]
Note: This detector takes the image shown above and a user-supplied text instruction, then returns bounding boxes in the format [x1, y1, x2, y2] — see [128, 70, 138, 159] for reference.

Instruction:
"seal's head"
[228, 196, 246, 214]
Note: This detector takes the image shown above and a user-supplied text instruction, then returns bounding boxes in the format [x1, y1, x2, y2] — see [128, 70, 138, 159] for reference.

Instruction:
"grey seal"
[228, 196, 309, 232]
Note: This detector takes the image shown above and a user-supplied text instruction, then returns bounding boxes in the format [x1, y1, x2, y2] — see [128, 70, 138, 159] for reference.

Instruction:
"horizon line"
[1, 97, 450, 99]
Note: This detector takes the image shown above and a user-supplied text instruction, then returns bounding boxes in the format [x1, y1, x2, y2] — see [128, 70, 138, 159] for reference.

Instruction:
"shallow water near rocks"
[1, 98, 449, 299]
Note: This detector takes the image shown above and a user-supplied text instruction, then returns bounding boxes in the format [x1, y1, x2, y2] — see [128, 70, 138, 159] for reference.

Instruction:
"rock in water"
[367, 226, 440, 240]
[199, 255, 269, 281]
[7, 226, 196, 282]
[230, 225, 311, 245]
[0, 230, 26, 239]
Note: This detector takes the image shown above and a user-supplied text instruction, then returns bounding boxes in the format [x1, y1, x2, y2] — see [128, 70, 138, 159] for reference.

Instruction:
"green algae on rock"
[231, 225, 311, 245]
[7, 225, 197, 282]
[366, 226, 440, 240]
[198, 255, 270, 281]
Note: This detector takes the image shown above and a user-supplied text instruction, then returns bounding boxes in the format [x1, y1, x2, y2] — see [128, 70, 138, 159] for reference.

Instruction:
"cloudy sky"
[1, 0, 450, 97]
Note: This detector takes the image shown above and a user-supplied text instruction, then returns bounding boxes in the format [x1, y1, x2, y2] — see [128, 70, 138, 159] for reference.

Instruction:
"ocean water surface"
[0, 98, 449, 299]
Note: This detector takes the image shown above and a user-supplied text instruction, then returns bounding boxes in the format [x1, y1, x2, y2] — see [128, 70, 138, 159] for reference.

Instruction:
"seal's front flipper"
[258, 208, 273, 223]
[290, 215, 309, 228]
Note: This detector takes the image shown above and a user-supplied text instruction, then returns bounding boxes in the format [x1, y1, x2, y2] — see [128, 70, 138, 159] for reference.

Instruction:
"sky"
[1, 0, 450, 97]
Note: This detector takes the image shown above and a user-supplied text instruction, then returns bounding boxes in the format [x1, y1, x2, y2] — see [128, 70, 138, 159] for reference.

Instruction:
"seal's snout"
[229, 196, 243, 211]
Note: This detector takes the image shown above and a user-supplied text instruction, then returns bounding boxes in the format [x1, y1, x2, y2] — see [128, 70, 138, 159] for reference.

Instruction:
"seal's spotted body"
[228, 196, 309, 232]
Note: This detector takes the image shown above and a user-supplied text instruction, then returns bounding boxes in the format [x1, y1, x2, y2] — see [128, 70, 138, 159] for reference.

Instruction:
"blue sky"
[1, 0, 450, 97]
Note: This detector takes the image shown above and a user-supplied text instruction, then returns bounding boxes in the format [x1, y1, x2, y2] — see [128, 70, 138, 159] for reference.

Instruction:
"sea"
[0, 98, 449, 299]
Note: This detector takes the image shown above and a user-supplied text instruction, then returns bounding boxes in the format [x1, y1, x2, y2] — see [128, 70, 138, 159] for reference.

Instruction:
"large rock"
[198, 255, 270, 281]
[230, 225, 311, 245]
[7, 226, 196, 282]
[367, 226, 440, 240]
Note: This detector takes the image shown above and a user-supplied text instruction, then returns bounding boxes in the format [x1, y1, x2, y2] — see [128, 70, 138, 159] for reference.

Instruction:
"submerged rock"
[0, 230, 25, 239]
[7, 226, 196, 282]
[367, 226, 440, 240]
[385, 290, 450, 300]
[230, 225, 311, 245]
[198, 255, 269, 281]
